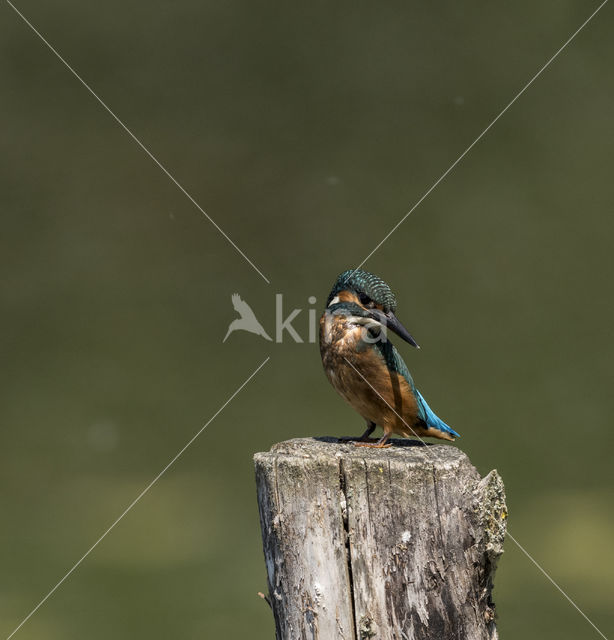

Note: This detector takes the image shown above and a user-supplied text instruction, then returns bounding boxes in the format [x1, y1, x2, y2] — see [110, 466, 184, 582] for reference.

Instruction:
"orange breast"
[320, 313, 421, 437]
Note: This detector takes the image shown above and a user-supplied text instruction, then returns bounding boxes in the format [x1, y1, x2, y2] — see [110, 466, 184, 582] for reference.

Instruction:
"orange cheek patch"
[337, 290, 361, 305]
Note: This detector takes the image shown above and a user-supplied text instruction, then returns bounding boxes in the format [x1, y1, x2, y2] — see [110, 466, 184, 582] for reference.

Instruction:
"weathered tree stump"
[254, 437, 507, 640]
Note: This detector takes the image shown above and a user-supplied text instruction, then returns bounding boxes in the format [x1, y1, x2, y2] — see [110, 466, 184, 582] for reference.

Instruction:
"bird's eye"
[358, 293, 374, 308]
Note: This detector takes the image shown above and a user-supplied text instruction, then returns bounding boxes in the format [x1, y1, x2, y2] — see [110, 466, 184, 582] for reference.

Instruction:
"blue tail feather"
[415, 390, 461, 438]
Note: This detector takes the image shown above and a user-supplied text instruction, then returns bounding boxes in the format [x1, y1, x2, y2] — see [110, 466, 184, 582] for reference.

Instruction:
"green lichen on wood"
[474, 469, 507, 559]
[359, 615, 376, 639]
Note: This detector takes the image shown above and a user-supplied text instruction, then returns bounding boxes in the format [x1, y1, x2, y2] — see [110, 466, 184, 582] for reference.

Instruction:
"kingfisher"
[319, 269, 460, 447]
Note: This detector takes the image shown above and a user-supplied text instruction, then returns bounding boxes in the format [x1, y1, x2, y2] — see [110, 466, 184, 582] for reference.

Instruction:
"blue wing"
[374, 338, 461, 438]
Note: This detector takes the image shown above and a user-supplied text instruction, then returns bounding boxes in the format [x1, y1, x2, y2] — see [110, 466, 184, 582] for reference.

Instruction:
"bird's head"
[325, 268, 419, 348]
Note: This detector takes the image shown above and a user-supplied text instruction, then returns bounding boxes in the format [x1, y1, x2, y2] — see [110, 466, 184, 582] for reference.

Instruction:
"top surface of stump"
[256, 436, 470, 471]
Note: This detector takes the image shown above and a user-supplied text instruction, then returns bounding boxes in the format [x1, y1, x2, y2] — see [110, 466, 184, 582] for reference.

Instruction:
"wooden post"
[254, 437, 507, 640]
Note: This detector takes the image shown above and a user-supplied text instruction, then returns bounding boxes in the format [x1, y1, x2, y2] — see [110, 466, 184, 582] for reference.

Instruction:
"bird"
[223, 293, 272, 342]
[319, 269, 460, 447]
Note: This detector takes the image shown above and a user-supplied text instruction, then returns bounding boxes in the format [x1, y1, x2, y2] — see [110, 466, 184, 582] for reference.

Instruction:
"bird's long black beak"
[369, 309, 420, 348]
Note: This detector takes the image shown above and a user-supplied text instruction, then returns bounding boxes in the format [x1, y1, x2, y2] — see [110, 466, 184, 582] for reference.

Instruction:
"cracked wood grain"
[254, 438, 506, 640]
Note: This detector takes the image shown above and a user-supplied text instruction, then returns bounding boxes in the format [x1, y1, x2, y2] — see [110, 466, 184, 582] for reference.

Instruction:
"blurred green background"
[2, 1, 613, 638]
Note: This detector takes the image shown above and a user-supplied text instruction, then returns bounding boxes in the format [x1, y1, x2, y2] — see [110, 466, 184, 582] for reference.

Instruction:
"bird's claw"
[354, 442, 392, 448]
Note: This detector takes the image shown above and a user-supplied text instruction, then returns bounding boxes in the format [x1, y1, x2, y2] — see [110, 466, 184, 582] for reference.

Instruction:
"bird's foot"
[354, 441, 392, 448]
[338, 423, 380, 445]
[354, 434, 391, 448]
